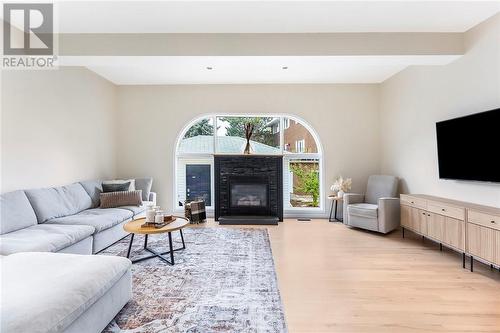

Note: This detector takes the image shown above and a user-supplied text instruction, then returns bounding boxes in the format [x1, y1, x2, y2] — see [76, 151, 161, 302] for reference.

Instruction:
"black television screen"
[436, 108, 500, 183]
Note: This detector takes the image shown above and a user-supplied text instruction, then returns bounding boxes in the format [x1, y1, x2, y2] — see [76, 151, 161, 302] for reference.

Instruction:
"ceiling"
[56, 1, 500, 33]
[41, 1, 500, 84]
[61, 55, 460, 85]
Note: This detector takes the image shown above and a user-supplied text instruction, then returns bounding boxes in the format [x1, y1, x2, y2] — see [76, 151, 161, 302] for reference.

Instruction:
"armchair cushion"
[343, 193, 364, 224]
[347, 203, 378, 218]
[365, 175, 398, 204]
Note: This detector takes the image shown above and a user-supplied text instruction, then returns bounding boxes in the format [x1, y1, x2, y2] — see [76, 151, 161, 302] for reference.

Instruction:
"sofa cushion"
[46, 208, 133, 233]
[135, 177, 153, 201]
[1, 252, 131, 333]
[79, 179, 103, 208]
[0, 190, 38, 234]
[0, 224, 95, 255]
[25, 183, 93, 223]
[348, 203, 378, 218]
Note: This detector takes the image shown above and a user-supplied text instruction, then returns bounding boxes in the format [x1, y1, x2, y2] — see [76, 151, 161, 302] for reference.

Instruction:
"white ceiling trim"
[60, 55, 461, 85]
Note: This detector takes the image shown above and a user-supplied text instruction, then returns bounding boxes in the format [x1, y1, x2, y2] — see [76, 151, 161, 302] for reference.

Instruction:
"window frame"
[174, 114, 324, 215]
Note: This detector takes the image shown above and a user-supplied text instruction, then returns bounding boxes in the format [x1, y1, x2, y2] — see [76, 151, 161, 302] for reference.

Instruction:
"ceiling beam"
[59, 33, 464, 56]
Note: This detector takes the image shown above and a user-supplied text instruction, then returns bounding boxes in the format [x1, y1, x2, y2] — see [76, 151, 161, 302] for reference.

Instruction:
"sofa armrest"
[378, 197, 400, 233]
[343, 193, 364, 224]
[148, 192, 157, 205]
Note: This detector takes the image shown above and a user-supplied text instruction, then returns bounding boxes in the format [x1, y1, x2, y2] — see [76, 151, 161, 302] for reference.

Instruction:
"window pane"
[283, 117, 318, 153]
[178, 117, 214, 154]
[285, 158, 320, 208]
[216, 116, 281, 154]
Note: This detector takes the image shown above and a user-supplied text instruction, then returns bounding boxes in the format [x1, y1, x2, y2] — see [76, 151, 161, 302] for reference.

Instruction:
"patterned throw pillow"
[100, 190, 143, 208]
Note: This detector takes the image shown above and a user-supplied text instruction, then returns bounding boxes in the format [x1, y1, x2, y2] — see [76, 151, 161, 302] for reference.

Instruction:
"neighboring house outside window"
[282, 117, 318, 153]
[295, 139, 305, 153]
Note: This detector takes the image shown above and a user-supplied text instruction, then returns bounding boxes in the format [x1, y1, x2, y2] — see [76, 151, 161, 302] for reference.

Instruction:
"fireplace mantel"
[214, 155, 283, 223]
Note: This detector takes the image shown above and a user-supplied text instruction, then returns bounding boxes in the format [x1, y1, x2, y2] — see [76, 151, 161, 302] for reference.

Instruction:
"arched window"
[175, 115, 323, 213]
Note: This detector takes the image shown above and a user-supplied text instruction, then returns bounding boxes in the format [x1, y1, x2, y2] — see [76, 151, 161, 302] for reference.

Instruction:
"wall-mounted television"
[436, 108, 500, 183]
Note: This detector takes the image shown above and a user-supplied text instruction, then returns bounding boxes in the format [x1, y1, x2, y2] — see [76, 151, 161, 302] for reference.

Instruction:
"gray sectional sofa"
[0, 178, 155, 333]
[0, 178, 156, 255]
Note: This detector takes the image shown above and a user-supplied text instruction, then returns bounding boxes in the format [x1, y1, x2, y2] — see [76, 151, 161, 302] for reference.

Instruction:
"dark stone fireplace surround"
[214, 155, 283, 222]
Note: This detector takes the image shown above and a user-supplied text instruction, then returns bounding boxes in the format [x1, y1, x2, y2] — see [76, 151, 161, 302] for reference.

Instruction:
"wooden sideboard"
[400, 194, 500, 272]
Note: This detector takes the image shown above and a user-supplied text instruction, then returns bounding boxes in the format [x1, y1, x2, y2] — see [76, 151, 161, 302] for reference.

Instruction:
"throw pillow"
[102, 182, 131, 193]
[135, 177, 153, 201]
[100, 190, 143, 208]
[102, 179, 136, 191]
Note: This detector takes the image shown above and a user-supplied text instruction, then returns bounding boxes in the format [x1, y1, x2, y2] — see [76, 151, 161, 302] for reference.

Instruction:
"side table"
[328, 196, 343, 222]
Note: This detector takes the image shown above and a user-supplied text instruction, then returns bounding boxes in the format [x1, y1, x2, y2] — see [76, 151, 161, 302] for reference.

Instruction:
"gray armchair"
[343, 175, 400, 234]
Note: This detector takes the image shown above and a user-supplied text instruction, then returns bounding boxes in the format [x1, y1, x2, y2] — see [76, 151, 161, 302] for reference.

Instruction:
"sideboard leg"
[402, 227, 405, 238]
[439, 243, 442, 251]
[470, 256, 474, 272]
[462, 253, 465, 269]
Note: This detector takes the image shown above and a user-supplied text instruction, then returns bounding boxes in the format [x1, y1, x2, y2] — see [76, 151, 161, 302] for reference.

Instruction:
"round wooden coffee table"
[123, 216, 189, 265]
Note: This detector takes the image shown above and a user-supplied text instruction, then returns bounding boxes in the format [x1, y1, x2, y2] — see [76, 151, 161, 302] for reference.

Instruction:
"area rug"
[100, 227, 287, 333]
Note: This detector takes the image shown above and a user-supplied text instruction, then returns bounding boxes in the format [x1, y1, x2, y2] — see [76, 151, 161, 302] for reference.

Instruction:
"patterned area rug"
[100, 227, 287, 333]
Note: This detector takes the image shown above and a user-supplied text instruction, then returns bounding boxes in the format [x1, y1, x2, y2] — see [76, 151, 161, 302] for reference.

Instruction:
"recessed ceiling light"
[206, 66, 213, 70]
[282, 66, 288, 70]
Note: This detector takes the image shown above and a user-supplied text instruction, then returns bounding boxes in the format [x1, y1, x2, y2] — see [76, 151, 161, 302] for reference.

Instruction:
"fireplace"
[214, 155, 283, 224]
[229, 177, 269, 214]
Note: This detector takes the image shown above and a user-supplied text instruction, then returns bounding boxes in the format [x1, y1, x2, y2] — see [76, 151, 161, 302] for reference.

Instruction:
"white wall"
[380, 14, 500, 207]
[1, 67, 117, 192]
[115, 84, 380, 213]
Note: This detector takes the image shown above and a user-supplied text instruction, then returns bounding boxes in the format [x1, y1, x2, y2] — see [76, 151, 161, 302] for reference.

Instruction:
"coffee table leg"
[144, 234, 148, 249]
[126, 233, 135, 258]
[180, 229, 186, 249]
[168, 232, 174, 265]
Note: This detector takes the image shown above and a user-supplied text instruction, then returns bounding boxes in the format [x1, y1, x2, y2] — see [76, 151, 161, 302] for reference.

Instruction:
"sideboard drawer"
[427, 201, 465, 221]
[400, 195, 427, 209]
[468, 210, 500, 231]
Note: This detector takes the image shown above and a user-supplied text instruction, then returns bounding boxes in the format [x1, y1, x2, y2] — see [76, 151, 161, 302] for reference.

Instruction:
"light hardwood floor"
[194, 219, 500, 333]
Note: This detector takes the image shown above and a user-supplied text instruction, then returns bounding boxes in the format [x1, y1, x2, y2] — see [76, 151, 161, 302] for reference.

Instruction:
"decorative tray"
[141, 216, 176, 228]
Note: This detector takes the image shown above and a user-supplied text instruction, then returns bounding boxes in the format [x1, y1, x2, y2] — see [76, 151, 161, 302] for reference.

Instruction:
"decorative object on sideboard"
[243, 122, 254, 154]
[330, 176, 352, 198]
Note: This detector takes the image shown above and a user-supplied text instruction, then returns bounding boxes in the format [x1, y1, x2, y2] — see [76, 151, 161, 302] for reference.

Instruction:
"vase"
[337, 190, 344, 198]
[243, 140, 252, 154]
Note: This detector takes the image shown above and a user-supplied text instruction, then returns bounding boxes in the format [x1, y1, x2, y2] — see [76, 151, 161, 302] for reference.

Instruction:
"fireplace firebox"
[215, 155, 283, 224]
[229, 176, 269, 215]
